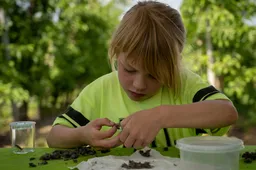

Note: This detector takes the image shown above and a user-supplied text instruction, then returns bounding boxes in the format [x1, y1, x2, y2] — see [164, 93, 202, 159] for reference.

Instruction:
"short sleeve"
[52, 106, 91, 128]
[52, 113, 77, 128]
[182, 69, 232, 136]
[52, 78, 102, 128]
[182, 69, 230, 103]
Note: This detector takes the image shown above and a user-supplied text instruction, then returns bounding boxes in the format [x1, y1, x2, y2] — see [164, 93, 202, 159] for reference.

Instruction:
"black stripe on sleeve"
[58, 115, 77, 128]
[65, 107, 90, 126]
[193, 85, 219, 103]
[193, 86, 222, 135]
[163, 128, 171, 147]
[202, 91, 220, 101]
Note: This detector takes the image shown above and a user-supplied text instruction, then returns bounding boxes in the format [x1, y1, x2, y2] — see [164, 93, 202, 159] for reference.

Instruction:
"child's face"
[117, 53, 162, 101]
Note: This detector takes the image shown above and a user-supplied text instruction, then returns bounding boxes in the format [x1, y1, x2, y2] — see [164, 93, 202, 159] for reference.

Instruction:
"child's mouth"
[129, 91, 146, 98]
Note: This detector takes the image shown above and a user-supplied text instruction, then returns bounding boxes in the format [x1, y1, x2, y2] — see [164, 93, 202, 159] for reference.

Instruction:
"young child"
[46, 1, 238, 149]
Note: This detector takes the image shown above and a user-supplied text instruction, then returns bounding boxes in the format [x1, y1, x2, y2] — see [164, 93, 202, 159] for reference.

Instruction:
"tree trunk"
[11, 100, 20, 121]
[37, 98, 41, 120]
[205, 19, 224, 91]
[0, 8, 11, 60]
[19, 101, 29, 120]
[214, 75, 224, 92]
[11, 100, 28, 121]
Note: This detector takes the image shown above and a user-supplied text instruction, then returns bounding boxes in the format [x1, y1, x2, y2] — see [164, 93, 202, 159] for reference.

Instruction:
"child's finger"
[132, 139, 143, 149]
[97, 126, 117, 139]
[94, 118, 115, 129]
[97, 134, 122, 148]
[123, 135, 136, 148]
[120, 116, 132, 128]
[119, 127, 130, 143]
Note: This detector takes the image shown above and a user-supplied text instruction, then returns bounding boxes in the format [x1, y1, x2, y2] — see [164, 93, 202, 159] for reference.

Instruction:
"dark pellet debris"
[139, 150, 151, 157]
[101, 149, 110, 153]
[121, 160, 153, 169]
[88, 150, 96, 155]
[244, 158, 252, 164]
[163, 147, 168, 151]
[29, 157, 36, 161]
[50, 152, 61, 159]
[71, 153, 79, 159]
[29, 163, 37, 167]
[38, 160, 48, 166]
[64, 157, 70, 161]
[73, 159, 78, 163]
[52, 150, 64, 155]
[40, 153, 51, 160]
[242, 151, 256, 163]
[34, 145, 97, 165]
[63, 151, 72, 158]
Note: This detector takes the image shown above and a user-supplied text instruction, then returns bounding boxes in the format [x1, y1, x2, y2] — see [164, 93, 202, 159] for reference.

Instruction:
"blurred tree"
[0, 0, 125, 121]
[181, 0, 256, 126]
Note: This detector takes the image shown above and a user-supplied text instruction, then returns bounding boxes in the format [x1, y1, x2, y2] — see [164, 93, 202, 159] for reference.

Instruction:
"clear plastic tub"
[176, 136, 244, 170]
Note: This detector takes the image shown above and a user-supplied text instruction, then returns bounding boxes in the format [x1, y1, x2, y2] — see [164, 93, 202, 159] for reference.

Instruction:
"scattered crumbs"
[29, 157, 36, 161]
[64, 158, 69, 161]
[100, 149, 110, 154]
[121, 160, 153, 169]
[139, 150, 151, 157]
[38, 160, 48, 166]
[242, 151, 256, 164]
[36, 145, 96, 166]
[29, 162, 37, 168]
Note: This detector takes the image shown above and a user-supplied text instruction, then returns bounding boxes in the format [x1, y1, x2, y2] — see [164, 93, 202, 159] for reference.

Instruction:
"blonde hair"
[109, 1, 186, 96]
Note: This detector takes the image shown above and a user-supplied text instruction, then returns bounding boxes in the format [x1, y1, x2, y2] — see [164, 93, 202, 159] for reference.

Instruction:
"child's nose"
[133, 75, 147, 91]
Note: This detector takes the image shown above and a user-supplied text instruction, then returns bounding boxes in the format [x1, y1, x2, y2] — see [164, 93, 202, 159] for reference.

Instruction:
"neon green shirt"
[53, 68, 230, 147]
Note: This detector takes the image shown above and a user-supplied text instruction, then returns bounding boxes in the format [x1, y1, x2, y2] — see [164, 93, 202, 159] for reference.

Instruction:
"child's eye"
[124, 68, 136, 73]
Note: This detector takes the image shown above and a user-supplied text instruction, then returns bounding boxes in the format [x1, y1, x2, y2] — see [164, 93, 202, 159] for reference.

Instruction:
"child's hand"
[81, 118, 122, 149]
[119, 108, 162, 149]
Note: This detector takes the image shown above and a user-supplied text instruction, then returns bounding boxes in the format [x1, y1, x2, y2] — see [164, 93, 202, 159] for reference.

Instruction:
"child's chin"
[128, 94, 149, 101]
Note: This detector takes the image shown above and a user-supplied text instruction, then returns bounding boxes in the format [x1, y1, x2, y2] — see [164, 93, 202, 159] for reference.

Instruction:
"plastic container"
[176, 136, 244, 170]
[10, 121, 36, 154]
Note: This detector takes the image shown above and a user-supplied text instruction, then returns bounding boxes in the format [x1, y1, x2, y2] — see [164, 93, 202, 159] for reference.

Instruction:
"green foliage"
[0, 0, 125, 119]
[181, 0, 256, 124]
[1, 0, 255, 126]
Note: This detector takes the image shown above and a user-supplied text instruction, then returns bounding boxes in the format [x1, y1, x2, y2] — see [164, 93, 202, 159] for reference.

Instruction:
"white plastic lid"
[10, 121, 36, 129]
[176, 136, 244, 153]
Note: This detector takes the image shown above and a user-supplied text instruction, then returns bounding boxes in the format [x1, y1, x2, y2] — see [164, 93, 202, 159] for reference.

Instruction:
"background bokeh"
[0, 0, 255, 147]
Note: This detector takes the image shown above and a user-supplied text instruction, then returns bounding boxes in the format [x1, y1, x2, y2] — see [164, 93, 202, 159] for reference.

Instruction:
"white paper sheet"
[69, 147, 215, 170]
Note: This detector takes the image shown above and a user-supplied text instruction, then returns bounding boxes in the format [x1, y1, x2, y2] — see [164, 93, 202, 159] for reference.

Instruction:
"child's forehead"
[119, 52, 144, 66]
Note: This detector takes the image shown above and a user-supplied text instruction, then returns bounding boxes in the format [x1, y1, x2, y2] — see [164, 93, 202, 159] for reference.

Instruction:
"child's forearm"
[46, 125, 85, 148]
[158, 100, 238, 129]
